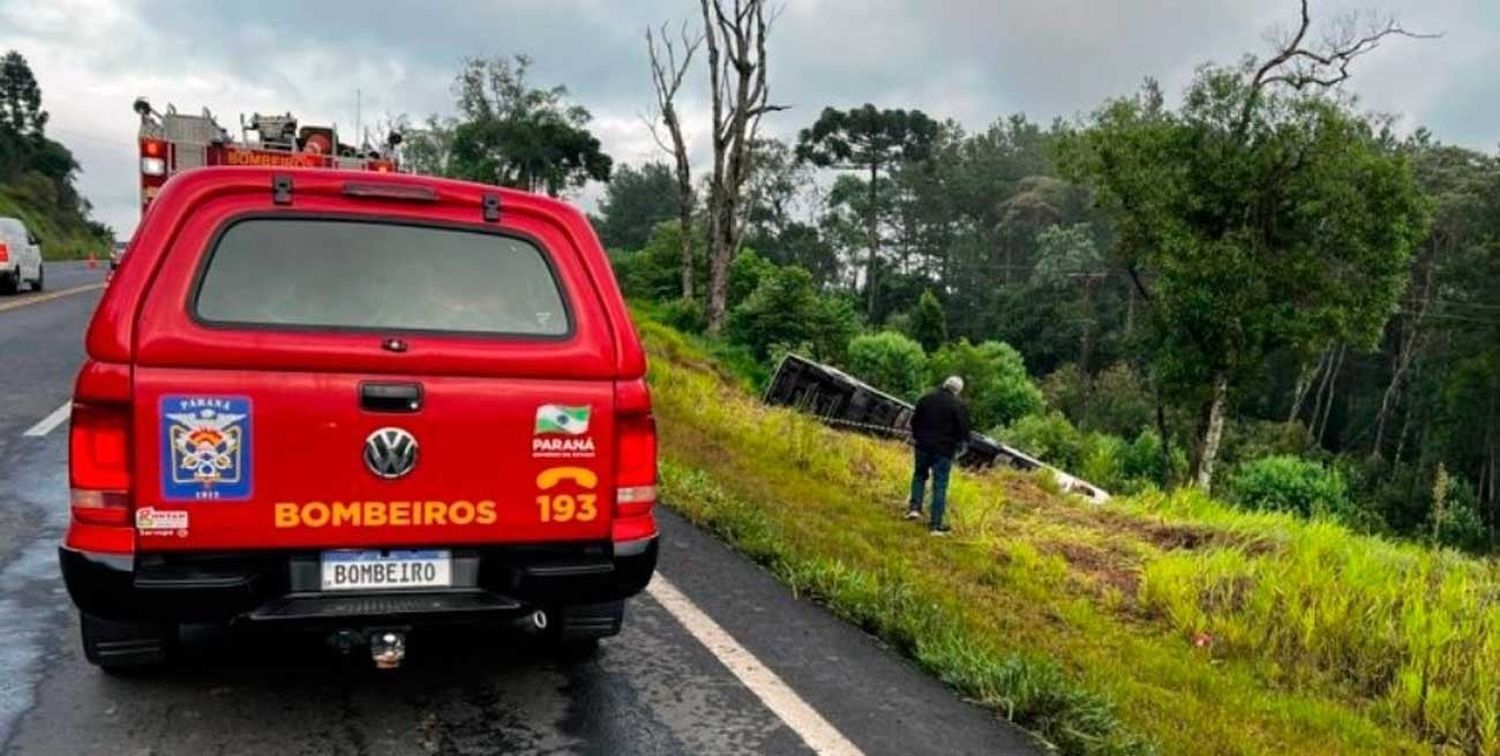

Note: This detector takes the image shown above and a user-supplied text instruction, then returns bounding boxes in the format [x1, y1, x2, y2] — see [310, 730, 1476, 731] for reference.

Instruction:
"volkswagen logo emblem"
[364, 427, 418, 479]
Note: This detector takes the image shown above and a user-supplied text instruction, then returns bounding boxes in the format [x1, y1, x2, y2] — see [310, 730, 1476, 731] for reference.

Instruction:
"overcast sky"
[1, 0, 1496, 237]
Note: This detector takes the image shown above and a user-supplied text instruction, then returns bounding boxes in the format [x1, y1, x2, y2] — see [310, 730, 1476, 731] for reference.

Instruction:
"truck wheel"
[0, 273, 16, 295]
[30, 265, 43, 292]
[80, 612, 176, 672]
[541, 600, 625, 657]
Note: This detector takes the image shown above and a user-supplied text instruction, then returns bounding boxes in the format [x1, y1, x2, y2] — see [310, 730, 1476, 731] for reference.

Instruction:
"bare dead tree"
[1236, 0, 1437, 134]
[646, 21, 703, 301]
[699, 0, 786, 333]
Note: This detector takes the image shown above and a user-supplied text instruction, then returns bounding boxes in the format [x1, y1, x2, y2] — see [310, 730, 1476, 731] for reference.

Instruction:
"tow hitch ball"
[369, 631, 406, 670]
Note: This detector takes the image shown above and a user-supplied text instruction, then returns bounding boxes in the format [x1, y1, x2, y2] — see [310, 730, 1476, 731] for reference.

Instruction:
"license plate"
[320, 549, 452, 591]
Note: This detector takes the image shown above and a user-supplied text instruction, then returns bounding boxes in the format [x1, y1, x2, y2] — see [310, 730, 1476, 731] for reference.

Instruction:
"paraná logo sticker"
[160, 395, 253, 501]
[532, 404, 595, 458]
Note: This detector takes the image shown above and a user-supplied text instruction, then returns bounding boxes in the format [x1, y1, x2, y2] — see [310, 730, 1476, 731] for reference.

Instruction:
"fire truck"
[133, 97, 401, 212]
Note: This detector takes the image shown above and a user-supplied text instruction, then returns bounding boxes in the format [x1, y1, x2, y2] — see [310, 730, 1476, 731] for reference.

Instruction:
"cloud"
[0, 0, 1494, 237]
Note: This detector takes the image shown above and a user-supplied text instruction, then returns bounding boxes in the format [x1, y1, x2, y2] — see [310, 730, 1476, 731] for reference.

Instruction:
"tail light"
[70, 403, 131, 524]
[70, 362, 132, 527]
[0, 241, 8, 263]
[140, 139, 167, 176]
[613, 379, 657, 540]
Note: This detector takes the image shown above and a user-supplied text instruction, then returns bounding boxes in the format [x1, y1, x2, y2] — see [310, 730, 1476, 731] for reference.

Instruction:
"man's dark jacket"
[910, 388, 971, 457]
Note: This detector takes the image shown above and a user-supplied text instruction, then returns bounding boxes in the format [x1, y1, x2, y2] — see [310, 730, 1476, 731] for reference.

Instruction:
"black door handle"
[360, 382, 422, 412]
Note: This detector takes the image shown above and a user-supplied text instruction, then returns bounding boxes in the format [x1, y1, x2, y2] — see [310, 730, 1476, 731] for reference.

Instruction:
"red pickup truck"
[61, 167, 658, 671]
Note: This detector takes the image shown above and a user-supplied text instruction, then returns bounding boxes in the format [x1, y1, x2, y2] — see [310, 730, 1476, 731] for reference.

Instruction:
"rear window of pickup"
[193, 217, 571, 337]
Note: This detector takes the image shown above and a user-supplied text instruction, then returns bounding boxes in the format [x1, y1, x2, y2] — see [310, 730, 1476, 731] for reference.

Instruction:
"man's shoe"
[929, 525, 953, 537]
[904, 509, 922, 521]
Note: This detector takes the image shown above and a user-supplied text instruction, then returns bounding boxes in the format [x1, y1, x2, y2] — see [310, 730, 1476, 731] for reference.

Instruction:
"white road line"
[646, 576, 864, 756]
[22, 402, 71, 438]
[0, 282, 105, 314]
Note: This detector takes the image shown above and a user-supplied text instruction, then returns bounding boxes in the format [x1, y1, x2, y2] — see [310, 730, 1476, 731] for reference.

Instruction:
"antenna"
[355, 88, 362, 150]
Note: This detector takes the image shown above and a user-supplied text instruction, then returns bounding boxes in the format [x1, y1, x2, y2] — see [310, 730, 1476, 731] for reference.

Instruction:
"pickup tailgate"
[127, 188, 625, 552]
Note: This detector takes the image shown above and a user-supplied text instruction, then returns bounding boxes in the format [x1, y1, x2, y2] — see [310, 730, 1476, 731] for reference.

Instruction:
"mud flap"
[81, 612, 176, 672]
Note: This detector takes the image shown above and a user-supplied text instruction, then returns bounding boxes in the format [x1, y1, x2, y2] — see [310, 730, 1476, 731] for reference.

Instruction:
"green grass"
[640, 316, 1499, 755]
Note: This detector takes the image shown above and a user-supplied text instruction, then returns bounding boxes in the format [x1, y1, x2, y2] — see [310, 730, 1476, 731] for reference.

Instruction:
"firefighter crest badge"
[160, 395, 253, 500]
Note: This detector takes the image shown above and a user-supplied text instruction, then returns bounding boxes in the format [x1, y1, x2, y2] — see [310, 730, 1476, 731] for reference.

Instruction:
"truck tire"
[30, 265, 43, 292]
[80, 612, 176, 672]
[0, 272, 16, 295]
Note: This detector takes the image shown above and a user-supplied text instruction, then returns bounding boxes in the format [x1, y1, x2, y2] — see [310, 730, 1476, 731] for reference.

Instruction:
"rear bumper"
[59, 538, 657, 627]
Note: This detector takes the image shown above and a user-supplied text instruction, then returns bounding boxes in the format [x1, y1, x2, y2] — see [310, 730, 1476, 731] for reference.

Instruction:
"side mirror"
[26, 233, 38, 246]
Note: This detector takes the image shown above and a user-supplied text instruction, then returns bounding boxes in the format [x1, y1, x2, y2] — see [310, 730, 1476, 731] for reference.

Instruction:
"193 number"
[538, 494, 598, 523]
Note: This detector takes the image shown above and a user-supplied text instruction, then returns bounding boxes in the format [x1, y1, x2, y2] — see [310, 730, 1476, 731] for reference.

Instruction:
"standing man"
[906, 376, 970, 536]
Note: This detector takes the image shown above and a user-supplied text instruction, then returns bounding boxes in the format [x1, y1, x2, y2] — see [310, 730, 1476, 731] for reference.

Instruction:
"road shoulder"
[655, 507, 1038, 756]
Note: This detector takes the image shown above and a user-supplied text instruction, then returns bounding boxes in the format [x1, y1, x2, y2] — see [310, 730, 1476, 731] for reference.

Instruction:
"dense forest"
[0, 51, 110, 258]
[403, 8, 1497, 553]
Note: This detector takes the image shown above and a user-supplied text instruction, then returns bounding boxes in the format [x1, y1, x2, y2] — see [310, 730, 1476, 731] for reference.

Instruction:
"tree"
[646, 21, 702, 299]
[699, 0, 785, 334]
[1060, 4, 1430, 491]
[596, 162, 684, 250]
[846, 331, 928, 400]
[725, 265, 857, 362]
[907, 289, 948, 353]
[396, 115, 456, 177]
[796, 104, 938, 317]
[0, 51, 46, 136]
[445, 55, 611, 195]
[727, 247, 776, 309]
[1033, 223, 1109, 373]
[741, 140, 807, 235]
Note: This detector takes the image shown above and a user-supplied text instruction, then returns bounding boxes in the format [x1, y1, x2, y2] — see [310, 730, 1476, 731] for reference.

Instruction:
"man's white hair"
[942, 375, 964, 394]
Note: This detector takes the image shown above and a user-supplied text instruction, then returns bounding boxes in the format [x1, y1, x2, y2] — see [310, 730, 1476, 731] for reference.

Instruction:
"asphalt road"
[0, 262, 1034, 755]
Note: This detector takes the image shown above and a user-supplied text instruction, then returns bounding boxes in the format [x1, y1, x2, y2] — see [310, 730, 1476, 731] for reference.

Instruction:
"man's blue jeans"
[908, 448, 954, 529]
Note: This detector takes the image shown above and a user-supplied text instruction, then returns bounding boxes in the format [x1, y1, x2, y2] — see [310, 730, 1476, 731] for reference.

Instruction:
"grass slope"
[0, 187, 108, 260]
[641, 317, 1499, 755]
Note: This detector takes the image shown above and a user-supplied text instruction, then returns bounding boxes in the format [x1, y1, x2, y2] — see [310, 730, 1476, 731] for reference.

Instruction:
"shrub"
[658, 297, 707, 334]
[999, 411, 1084, 470]
[931, 339, 1045, 429]
[1120, 429, 1187, 489]
[1078, 432, 1127, 491]
[1426, 471, 1491, 552]
[845, 331, 928, 400]
[1227, 455, 1352, 521]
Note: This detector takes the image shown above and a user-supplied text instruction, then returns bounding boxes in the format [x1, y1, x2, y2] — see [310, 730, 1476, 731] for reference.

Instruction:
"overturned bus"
[763, 354, 1109, 503]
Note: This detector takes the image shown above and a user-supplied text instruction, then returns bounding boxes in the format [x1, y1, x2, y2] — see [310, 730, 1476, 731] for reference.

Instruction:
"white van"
[0, 217, 43, 294]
